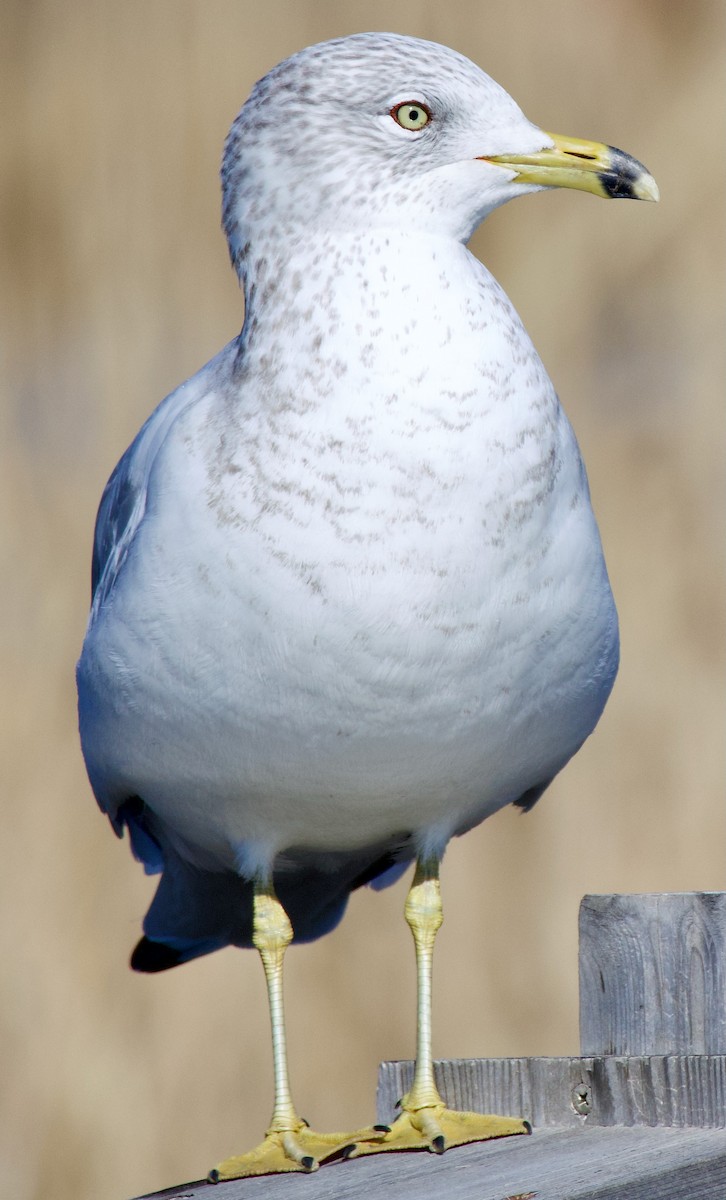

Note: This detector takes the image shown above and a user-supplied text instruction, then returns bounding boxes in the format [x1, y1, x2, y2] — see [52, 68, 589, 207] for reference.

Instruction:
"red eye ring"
[390, 101, 432, 131]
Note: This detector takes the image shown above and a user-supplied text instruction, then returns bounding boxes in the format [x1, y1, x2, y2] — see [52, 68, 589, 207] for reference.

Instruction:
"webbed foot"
[209, 1119, 387, 1180]
[351, 1103, 530, 1157]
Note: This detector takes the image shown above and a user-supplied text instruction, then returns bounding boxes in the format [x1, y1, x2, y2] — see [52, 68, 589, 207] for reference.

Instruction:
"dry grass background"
[1, 2, 724, 1198]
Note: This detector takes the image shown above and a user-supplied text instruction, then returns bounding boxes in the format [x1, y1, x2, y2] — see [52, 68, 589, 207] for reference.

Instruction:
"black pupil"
[408, 108, 420, 121]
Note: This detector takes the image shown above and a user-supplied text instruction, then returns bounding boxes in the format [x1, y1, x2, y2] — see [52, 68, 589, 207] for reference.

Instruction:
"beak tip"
[636, 174, 660, 203]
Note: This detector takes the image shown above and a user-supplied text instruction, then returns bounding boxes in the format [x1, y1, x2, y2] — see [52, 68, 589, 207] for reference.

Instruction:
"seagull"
[77, 32, 658, 1180]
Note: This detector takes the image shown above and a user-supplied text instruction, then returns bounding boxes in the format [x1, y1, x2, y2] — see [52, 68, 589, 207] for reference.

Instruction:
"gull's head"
[222, 32, 658, 272]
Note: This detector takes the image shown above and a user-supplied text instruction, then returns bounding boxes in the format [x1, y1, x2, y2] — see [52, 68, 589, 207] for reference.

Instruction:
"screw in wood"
[571, 1082, 592, 1116]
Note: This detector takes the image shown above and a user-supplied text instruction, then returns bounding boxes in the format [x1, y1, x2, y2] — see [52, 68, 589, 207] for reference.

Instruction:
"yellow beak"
[481, 132, 659, 201]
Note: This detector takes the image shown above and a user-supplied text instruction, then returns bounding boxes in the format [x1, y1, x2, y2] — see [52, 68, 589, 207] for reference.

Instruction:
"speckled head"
[221, 32, 546, 269]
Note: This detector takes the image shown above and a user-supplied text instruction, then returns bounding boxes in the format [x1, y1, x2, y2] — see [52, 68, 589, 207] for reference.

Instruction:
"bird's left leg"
[353, 854, 530, 1157]
[210, 880, 385, 1180]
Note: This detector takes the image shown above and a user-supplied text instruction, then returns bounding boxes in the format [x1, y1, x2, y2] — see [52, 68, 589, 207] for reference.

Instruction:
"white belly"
[80, 409, 616, 864]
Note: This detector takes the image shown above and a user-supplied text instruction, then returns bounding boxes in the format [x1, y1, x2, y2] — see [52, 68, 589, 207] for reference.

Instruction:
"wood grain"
[377, 1055, 726, 1129]
[579, 893, 726, 1056]
[134, 1127, 726, 1200]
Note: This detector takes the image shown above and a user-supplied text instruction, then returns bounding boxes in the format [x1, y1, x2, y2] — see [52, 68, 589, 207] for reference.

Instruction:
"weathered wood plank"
[579, 893, 726, 1056]
[377, 1056, 726, 1128]
[135, 1127, 726, 1200]
[378, 1057, 584, 1128]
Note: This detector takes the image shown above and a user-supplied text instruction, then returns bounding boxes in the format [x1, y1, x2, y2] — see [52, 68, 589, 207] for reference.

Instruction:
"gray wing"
[89, 341, 236, 613]
[90, 441, 147, 608]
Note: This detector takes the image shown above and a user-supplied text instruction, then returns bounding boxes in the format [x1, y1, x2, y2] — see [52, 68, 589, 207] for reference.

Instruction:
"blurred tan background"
[1, 2, 724, 1198]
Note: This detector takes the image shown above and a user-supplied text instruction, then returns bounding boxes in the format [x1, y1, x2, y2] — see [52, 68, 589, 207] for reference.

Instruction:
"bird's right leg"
[209, 880, 384, 1180]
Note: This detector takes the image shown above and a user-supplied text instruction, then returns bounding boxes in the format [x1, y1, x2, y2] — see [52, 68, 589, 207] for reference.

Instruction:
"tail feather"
[131, 832, 414, 972]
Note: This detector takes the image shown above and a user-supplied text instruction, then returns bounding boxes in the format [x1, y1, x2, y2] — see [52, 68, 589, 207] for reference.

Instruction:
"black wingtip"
[512, 777, 552, 814]
[130, 936, 185, 973]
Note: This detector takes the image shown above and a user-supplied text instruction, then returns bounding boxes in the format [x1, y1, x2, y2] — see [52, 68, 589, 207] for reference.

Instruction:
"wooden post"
[378, 893, 726, 1130]
[579, 893, 726, 1056]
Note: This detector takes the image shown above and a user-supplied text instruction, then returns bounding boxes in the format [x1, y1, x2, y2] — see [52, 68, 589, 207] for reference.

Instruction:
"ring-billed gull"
[76, 32, 658, 1180]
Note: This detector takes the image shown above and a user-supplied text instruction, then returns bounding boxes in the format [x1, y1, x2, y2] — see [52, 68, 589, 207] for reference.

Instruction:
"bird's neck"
[236, 229, 497, 369]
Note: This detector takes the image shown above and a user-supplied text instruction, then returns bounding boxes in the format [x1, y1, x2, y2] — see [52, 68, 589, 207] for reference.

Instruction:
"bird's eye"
[391, 102, 431, 131]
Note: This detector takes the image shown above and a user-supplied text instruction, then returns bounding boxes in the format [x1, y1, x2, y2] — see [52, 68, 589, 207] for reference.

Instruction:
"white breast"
[78, 231, 618, 867]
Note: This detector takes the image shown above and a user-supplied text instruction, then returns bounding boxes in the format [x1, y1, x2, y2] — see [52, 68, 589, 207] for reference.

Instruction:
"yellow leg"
[210, 882, 385, 1180]
[353, 856, 531, 1157]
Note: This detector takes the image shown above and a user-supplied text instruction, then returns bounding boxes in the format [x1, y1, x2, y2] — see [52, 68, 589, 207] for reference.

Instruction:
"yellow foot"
[209, 1120, 388, 1180]
[351, 1104, 531, 1157]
